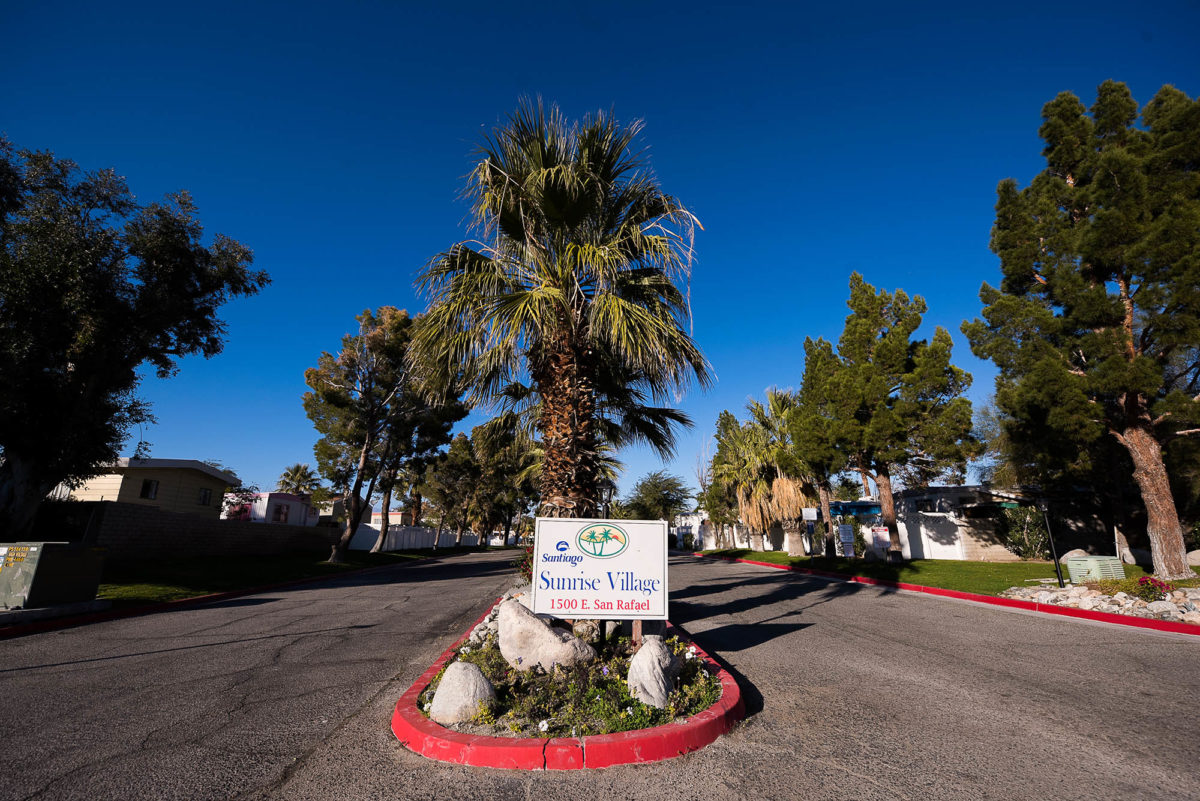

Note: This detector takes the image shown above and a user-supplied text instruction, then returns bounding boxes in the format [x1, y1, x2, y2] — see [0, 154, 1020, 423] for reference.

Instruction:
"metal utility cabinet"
[0, 542, 105, 609]
[1065, 555, 1126, 584]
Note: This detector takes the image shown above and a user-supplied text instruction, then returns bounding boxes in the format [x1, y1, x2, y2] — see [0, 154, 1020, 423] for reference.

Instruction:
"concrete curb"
[0, 559, 419, 641]
[390, 600, 745, 770]
[694, 553, 1200, 638]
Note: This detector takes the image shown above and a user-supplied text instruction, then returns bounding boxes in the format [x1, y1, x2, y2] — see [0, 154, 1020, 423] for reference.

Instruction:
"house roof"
[111, 458, 238, 486]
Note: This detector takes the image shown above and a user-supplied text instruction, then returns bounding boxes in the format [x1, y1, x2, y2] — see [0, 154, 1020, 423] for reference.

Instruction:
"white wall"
[348, 525, 482, 551]
[896, 513, 964, 560]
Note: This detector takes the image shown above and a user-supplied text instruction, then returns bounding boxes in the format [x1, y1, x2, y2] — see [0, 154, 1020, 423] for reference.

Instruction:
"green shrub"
[1096, 576, 1176, 600]
[1000, 507, 1049, 560]
[421, 632, 720, 736]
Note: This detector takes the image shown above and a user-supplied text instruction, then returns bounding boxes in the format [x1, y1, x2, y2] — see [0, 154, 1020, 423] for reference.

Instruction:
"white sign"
[531, 518, 668, 620]
[802, 507, 818, 521]
[871, 526, 890, 549]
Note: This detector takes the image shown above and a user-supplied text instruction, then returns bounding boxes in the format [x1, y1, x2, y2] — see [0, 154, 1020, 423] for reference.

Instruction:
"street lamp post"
[1037, 499, 1066, 588]
[598, 480, 616, 519]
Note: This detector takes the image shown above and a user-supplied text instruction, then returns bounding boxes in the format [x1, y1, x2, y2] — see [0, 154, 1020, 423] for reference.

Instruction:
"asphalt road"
[1, 552, 1197, 800]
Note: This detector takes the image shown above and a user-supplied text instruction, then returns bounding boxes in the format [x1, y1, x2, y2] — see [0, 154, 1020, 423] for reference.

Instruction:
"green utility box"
[0, 542, 105, 609]
[1065, 555, 1125, 584]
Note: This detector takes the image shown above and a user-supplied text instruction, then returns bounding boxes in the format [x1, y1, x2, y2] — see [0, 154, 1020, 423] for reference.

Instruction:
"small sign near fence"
[871, 526, 891, 551]
[531, 518, 668, 620]
[838, 523, 856, 556]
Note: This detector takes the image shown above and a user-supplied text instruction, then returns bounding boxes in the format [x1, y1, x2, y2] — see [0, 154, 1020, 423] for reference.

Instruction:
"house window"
[198, 488, 212, 506]
[272, 504, 289, 523]
[139, 479, 158, 500]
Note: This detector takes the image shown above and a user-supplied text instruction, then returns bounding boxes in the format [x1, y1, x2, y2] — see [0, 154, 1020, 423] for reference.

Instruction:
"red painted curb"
[390, 601, 745, 770]
[0, 557, 427, 640]
[694, 553, 1200, 637]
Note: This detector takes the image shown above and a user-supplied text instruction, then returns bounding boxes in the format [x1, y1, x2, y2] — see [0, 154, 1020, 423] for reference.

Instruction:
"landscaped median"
[390, 599, 745, 770]
[695, 549, 1200, 637]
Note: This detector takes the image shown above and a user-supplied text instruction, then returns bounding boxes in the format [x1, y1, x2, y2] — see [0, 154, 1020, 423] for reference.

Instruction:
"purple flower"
[601, 666, 609, 676]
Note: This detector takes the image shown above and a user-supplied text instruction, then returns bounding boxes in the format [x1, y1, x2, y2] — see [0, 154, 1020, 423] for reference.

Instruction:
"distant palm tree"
[277, 463, 320, 496]
[414, 101, 710, 518]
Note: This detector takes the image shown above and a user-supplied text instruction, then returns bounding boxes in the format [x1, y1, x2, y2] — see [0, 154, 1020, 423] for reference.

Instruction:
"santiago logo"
[576, 523, 628, 558]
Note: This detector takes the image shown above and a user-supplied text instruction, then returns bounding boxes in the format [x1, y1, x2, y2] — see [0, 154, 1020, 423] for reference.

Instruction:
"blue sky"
[4, 1, 1198, 495]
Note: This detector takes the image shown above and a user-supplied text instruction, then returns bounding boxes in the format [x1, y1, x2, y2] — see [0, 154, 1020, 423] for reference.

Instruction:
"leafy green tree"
[371, 397, 467, 552]
[623, 470, 693, 522]
[696, 440, 739, 548]
[304, 307, 460, 561]
[963, 81, 1200, 579]
[830, 273, 976, 560]
[420, 433, 481, 547]
[0, 141, 267, 537]
[1000, 506, 1050, 560]
[413, 101, 710, 519]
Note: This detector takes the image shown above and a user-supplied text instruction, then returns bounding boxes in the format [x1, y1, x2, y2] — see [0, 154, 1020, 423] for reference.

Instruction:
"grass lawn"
[700, 549, 1200, 596]
[97, 548, 491, 608]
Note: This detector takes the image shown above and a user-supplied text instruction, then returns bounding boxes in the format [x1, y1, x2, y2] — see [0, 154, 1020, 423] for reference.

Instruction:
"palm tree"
[710, 392, 814, 552]
[277, 463, 320, 497]
[747, 390, 816, 555]
[414, 101, 710, 517]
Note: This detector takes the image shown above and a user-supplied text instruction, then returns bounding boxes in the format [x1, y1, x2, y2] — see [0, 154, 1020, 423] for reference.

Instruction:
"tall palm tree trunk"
[536, 331, 598, 519]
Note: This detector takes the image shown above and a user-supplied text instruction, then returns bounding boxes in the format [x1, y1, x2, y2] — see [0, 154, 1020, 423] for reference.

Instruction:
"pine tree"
[831, 273, 976, 559]
[964, 81, 1200, 579]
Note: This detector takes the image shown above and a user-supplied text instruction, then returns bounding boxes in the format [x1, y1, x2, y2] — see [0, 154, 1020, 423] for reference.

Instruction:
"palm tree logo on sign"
[576, 524, 628, 558]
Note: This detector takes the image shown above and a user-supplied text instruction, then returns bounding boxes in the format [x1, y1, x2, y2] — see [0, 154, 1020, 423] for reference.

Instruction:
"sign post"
[531, 518, 669, 646]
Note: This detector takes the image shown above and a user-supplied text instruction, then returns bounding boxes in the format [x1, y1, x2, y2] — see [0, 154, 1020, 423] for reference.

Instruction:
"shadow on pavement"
[0, 624, 376, 673]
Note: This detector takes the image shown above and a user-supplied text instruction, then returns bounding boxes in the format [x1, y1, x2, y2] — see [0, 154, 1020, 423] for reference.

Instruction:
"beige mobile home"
[62, 458, 236, 518]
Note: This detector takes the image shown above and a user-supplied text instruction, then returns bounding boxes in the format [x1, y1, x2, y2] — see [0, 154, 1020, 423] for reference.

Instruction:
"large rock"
[497, 600, 596, 672]
[627, 636, 677, 709]
[1128, 548, 1152, 566]
[572, 619, 602, 644]
[1187, 549, 1200, 567]
[1146, 600, 1181, 618]
[1059, 549, 1089, 563]
[429, 661, 496, 725]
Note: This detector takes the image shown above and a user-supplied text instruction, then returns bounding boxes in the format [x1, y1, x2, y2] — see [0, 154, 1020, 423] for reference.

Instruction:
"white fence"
[348, 524, 513, 551]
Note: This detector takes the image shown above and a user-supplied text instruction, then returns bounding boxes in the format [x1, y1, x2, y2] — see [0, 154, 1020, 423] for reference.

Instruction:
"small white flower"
[685, 651, 695, 660]
[423, 703, 431, 711]
[460, 647, 471, 655]
[625, 706, 632, 715]
[538, 719, 549, 732]
[700, 669, 710, 678]
[687, 645, 697, 654]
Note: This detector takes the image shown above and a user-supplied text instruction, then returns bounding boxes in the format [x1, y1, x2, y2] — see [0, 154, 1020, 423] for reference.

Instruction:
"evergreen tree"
[792, 337, 848, 556]
[964, 81, 1200, 579]
[303, 308, 461, 561]
[830, 273, 976, 560]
